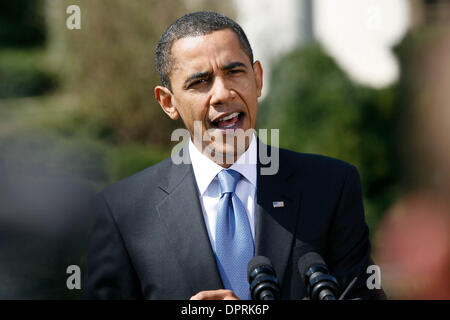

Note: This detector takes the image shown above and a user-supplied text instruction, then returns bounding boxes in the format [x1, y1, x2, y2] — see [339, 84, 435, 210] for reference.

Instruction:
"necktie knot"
[217, 169, 241, 195]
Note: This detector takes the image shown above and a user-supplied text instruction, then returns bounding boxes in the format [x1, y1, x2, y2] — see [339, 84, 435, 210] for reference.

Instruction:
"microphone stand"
[338, 276, 358, 300]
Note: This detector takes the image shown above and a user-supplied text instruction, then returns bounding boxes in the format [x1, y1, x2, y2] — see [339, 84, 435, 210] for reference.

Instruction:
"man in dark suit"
[85, 11, 385, 300]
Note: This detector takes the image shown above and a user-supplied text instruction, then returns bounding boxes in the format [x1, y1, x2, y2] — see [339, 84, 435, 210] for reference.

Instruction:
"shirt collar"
[189, 133, 257, 195]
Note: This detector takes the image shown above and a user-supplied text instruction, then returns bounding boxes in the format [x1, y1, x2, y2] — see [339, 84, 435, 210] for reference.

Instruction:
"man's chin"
[202, 142, 248, 167]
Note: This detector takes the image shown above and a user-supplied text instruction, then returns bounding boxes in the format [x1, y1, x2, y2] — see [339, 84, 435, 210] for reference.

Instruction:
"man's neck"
[190, 133, 256, 168]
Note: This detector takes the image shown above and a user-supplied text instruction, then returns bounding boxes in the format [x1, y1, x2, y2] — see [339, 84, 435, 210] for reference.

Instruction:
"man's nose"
[210, 77, 234, 105]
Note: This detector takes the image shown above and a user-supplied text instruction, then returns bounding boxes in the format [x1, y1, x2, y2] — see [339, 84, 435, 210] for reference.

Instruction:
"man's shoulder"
[271, 146, 361, 190]
[277, 147, 357, 175]
[100, 156, 175, 203]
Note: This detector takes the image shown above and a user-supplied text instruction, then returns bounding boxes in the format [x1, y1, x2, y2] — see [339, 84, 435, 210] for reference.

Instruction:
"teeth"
[223, 122, 235, 129]
[218, 112, 239, 122]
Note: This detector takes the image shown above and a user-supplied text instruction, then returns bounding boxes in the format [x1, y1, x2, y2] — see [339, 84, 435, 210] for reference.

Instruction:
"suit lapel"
[156, 157, 223, 296]
[255, 142, 301, 286]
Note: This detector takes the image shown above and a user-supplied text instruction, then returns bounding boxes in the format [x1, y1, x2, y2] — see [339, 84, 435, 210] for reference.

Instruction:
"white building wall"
[233, 0, 410, 92]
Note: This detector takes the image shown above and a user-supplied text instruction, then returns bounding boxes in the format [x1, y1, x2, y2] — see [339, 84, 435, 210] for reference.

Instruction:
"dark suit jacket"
[84, 144, 385, 300]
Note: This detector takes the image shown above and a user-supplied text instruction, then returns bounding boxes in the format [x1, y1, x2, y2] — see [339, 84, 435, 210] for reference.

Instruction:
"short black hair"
[155, 11, 254, 90]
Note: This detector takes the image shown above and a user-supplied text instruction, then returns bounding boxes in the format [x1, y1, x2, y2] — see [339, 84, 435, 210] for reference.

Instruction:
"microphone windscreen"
[247, 256, 273, 281]
[297, 251, 325, 282]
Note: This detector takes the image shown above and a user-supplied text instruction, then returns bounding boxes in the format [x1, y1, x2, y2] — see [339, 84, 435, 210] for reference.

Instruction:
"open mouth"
[211, 112, 243, 130]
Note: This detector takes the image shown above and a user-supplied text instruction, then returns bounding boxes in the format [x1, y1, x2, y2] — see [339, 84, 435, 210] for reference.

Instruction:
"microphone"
[247, 256, 280, 300]
[297, 248, 339, 300]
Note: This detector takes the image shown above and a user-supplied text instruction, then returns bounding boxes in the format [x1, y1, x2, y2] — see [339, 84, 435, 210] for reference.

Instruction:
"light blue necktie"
[215, 169, 254, 300]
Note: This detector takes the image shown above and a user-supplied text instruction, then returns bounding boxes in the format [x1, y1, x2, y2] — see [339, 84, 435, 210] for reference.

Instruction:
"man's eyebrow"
[222, 62, 248, 71]
[183, 62, 248, 88]
[184, 71, 211, 87]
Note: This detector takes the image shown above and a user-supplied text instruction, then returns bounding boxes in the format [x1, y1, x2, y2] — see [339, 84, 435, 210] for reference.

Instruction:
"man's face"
[155, 28, 263, 165]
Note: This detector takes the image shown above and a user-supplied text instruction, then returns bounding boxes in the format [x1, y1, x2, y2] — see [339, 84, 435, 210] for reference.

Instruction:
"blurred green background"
[0, 0, 446, 299]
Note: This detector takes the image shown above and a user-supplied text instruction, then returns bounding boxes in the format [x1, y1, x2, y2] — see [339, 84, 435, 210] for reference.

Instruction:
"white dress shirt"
[188, 134, 258, 250]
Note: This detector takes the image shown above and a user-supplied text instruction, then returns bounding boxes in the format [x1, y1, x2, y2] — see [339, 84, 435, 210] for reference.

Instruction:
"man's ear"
[155, 86, 179, 120]
[253, 60, 263, 98]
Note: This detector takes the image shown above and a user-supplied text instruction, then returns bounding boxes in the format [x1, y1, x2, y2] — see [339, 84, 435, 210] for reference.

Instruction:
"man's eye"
[189, 79, 206, 88]
[229, 69, 243, 74]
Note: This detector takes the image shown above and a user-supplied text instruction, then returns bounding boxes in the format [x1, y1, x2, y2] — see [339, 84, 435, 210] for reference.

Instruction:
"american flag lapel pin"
[272, 201, 285, 208]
